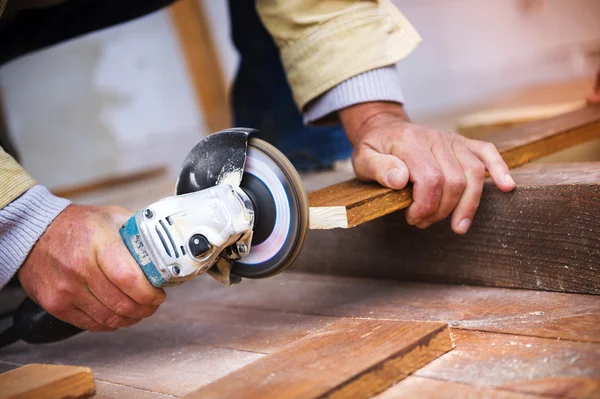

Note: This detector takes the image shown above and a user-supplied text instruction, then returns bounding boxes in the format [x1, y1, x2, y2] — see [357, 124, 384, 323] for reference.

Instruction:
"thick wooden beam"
[309, 106, 600, 229]
[184, 319, 452, 399]
[0, 364, 95, 399]
[169, 0, 231, 132]
[300, 163, 600, 294]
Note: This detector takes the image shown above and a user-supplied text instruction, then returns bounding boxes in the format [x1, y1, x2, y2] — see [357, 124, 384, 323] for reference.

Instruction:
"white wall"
[1, 0, 599, 190]
[0, 10, 202, 189]
[394, 0, 600, 117]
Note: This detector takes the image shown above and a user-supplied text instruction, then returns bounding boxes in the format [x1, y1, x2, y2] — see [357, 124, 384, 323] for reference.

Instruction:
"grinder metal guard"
[0, 128, 309, 347]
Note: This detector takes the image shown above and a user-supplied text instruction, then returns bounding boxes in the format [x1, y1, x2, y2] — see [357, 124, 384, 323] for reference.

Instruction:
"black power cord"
[0, 298, 82, 349]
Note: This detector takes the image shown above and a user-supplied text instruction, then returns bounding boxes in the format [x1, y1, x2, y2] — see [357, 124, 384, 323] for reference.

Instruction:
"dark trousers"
[0, 0, 352, 169]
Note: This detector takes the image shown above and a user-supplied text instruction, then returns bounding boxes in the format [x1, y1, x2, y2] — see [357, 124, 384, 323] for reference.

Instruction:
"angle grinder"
[0, 128, 309, 347]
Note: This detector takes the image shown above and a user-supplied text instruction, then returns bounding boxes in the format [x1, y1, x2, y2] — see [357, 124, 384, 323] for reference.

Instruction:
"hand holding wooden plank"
[311, 105, 600, 229]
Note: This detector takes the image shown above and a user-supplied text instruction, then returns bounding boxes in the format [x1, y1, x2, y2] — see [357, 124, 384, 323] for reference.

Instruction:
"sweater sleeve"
[0, 185, 71, 288]
[303, 65, 404, 125]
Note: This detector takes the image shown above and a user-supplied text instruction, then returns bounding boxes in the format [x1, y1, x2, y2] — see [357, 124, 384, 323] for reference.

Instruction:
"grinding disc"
[233, 138, 309, 278]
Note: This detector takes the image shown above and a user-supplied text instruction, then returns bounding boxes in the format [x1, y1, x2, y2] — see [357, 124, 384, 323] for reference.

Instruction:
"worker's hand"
[587, 66, 600, 104]
[339, 102, 516, 234]
[18, 205, 166, 332]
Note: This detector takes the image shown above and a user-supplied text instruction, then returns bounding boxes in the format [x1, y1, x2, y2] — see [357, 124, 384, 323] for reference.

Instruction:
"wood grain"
[374, 376, 541, 399]
[0, 364, 95, 399]
[309, 105, 600, 229]
[456, 100, 587, 138]
[301, 163, 600, 294]
[415, 330, 600, 398]
[195, 273, 600, 343]
[169, 0, 231, 132]
[52, 166, 167, 198]
[184, 319, 452, 399]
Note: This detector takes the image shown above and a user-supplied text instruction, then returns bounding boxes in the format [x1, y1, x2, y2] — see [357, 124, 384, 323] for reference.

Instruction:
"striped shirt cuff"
[0, 185, 71, 288]
[304, 65, 405, 125]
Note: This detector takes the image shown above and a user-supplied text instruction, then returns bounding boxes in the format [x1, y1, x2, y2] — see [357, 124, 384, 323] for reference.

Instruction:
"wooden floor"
[0, 272, 598, 398]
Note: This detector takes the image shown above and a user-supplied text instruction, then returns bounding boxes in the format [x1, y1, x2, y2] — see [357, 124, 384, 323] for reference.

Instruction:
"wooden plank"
[51, 166, 167, 198]
[300, 163, 600, 294]
[374, 376, 541, 399]
[0, 364, 95, 399]
[169, 0, 231, 132]
[309, 106, 600, 229]
[95, 381, 174, 399]
[456, 100, 587, 138]
[415, 330, 600, 398]
[186, 273, 600, 343]
[184, 319, 452, 399]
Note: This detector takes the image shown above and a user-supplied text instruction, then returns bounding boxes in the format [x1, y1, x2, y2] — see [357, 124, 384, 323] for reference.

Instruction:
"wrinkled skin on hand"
[340, 102, 516, 235]
[19, 205, 166, 332]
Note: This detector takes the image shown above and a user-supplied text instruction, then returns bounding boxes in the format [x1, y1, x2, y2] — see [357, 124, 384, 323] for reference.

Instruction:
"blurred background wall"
[1, 0, 599, 190]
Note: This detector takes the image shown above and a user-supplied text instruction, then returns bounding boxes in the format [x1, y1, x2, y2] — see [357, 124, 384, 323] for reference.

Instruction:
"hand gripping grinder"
[1, 128, 309, 347]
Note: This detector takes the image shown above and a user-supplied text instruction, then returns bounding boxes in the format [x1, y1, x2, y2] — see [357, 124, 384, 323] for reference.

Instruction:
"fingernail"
[457, 218, 471, 233]
[386, 169, 404, 188]
[504, 173, 515, 186]
[417, 222, 431, 229]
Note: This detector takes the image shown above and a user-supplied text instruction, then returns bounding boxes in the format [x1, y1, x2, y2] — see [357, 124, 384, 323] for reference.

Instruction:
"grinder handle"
[8, 298, 83, 345]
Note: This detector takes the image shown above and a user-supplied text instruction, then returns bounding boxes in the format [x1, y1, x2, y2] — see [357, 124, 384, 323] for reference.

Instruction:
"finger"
[401, 147, 444, 226]
[75, 288, 141, 329]
[417, 141, 466, 228]
[466, 139, 515, 192]
[54, 306, 113, 333]
[96, 236, 166, 306]
[450, 143, 486, 234]
[86, 267, 159, 319]
[352, 148, 409, 189]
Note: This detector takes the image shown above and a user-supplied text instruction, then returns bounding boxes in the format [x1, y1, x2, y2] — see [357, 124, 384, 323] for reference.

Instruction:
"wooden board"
[184, 319, 452, 399]
[51, 166, 167, 198]
[375, 376, 541, 399]
[300, 163, 600, 294]
[415, 330, 600, 398]
[0, 364, 95, 399]
[196, 273, 600, 343]
[1, 273, 598, 398]
[169, 0, 231, 132]
[309, 105, 600, 229]
[456, 100, 587, 138]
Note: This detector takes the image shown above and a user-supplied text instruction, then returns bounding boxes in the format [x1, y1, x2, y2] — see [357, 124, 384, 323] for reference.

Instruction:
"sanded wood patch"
[309, 106, 600, 229]
[184, 319, 452, 399]
[0, 364, 95, 399]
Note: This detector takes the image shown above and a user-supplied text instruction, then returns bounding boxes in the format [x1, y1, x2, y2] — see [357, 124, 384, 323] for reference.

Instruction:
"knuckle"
[482, 142, 498, 154]
[113, 300, 136, 316]
[105, 314, 127, 329]
[466, 162, 486, 181]
[446, 174, 466, 193]
[43, 296, 67, 315]
[423, 169, 444, 188]
[111, 268, 138, 290]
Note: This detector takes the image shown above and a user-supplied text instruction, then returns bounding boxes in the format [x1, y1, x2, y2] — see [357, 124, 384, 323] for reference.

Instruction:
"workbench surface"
[1, 272, 598, 398]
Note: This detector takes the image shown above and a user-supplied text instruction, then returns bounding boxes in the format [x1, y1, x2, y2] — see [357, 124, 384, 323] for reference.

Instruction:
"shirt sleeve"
[303, 65, 404, 125]
[0, 185, 71, 288]
[256, 0, 421, 111]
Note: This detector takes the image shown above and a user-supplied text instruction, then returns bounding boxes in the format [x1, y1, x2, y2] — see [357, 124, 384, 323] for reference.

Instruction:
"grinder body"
[120, 184, 255, 288]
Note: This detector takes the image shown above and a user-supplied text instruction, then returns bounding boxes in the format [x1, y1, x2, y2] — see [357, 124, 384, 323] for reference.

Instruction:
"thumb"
[352, 148, 410, 189]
